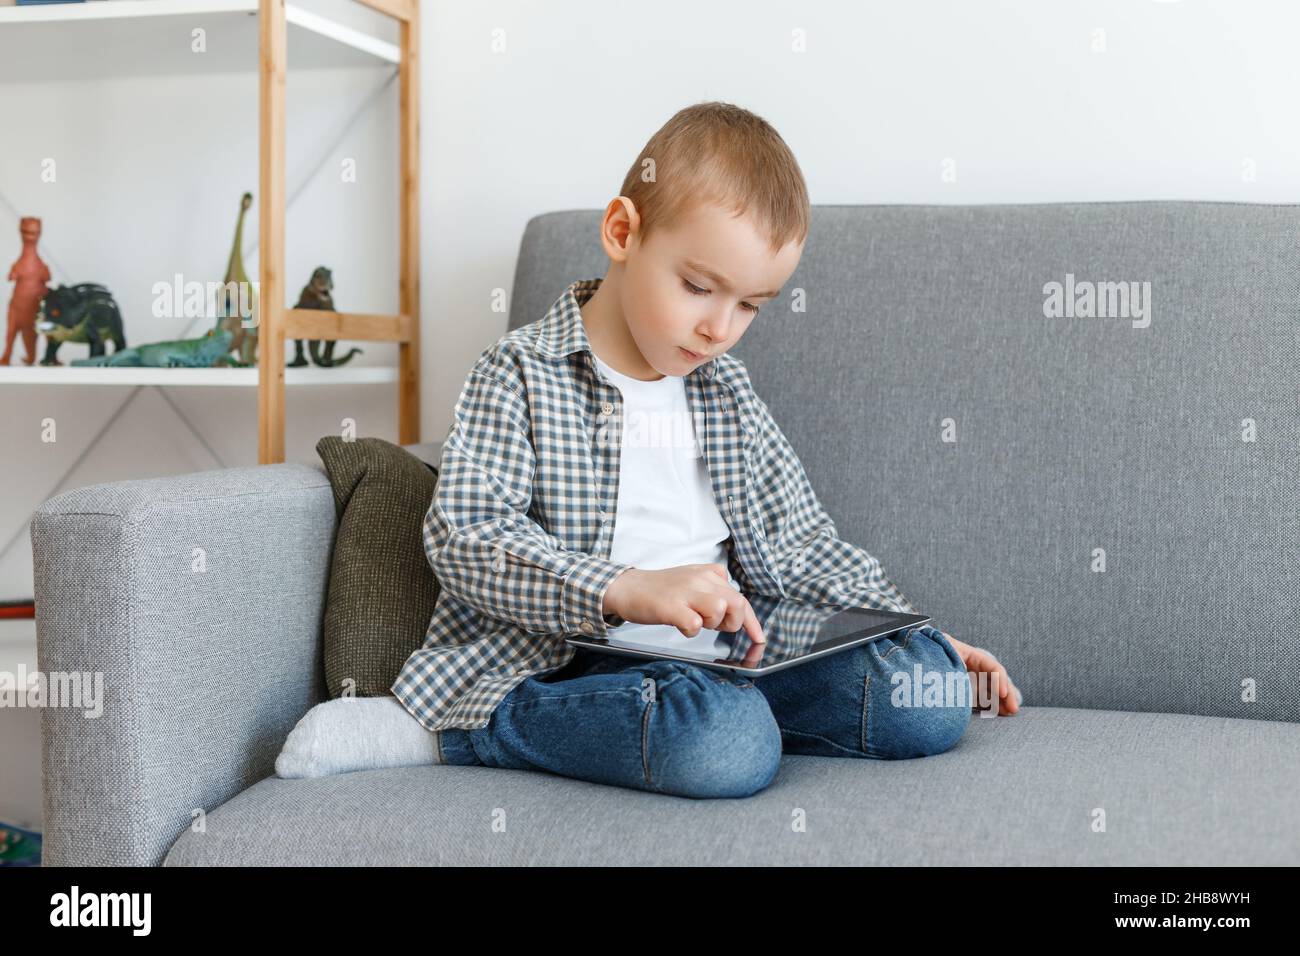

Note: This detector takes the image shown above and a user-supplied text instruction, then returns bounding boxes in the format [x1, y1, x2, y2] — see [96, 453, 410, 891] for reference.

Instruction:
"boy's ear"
[600, 196, 641, 261]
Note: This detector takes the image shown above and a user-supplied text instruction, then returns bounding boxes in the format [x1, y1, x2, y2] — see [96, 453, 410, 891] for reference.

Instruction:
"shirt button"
[599, 512, 612, 524]
[580, 621, 595, 634]
[601, 401, 614, 415]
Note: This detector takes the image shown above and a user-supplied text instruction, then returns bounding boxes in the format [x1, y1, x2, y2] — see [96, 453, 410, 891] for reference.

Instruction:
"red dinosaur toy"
[3, 217, 51, 366]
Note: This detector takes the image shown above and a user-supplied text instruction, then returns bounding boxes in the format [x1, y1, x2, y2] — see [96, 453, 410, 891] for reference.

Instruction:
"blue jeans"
[438, 624, 972, 799]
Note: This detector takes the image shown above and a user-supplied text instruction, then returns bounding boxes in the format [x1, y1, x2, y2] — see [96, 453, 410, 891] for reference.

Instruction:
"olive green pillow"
[315, 436, 440, 699]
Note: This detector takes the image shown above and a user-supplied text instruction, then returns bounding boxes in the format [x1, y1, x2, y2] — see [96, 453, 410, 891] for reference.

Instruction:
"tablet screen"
[576, 592, 924, 671]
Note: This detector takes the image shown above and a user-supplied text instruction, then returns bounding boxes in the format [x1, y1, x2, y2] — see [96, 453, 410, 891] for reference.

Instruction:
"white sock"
[275, 695, 443, 778]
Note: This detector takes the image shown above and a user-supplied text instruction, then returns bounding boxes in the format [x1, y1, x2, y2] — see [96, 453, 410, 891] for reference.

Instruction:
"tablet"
[564, 593, 930, 677]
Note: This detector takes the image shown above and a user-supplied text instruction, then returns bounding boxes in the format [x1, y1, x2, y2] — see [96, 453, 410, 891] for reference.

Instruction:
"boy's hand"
[604, 564, 766, 646]
[939, 631, 1022, 716]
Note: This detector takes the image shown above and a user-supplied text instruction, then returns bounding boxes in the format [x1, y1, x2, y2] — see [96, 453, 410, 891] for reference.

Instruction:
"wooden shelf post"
[258, 0, 288, 464]
[398, 3, 420, 446]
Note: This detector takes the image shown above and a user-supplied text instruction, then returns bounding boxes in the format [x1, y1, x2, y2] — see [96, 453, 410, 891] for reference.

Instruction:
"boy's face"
[609, 199, 804, 377]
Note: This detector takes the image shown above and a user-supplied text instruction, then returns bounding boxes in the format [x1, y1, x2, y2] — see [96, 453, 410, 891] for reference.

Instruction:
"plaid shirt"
[391, 277, 920, 731]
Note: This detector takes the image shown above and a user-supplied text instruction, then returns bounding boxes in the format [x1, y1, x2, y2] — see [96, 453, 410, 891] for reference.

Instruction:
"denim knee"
[869, 625, 972, 758]
[643, 664, 782, 799]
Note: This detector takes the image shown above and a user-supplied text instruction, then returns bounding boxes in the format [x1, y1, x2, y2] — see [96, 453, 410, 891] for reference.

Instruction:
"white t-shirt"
[592, 351, 741, 654]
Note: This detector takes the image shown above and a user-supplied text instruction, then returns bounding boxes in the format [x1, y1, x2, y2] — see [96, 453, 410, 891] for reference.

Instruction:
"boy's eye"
[682, 277, 760, 313]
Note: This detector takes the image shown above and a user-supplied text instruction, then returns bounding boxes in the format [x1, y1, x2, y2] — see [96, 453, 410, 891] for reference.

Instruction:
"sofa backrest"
[505, 203, 1300, 723]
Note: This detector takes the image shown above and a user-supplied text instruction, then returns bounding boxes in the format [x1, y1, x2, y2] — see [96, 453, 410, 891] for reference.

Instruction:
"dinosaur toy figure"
[216, 192, 259, 365]
[36, 283, 126, 365]
[3, 217, 51, 365]
[289, 266, 362, 367]
[71, 327, 236, 368]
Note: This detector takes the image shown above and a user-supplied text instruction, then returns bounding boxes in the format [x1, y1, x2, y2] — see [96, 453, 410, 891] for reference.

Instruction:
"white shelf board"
[0, 363, 399, 386]
[0, 0, 400, 81]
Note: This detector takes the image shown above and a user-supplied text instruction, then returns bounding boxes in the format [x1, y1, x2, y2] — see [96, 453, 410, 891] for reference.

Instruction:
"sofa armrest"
[30, 462, 336, 866]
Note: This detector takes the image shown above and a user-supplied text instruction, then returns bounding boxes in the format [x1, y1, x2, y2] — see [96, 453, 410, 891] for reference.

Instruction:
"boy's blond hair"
[617, 101, 810, 256]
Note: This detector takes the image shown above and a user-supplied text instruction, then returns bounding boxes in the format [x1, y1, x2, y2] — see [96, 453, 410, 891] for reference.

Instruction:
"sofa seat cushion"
[163, 706, 1300, 866]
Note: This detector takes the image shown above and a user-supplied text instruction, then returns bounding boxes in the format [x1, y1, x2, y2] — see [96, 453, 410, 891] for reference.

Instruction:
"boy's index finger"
[743, 602, 766, 645]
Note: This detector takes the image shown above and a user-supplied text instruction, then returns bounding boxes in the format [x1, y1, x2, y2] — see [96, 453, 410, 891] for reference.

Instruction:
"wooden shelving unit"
[0, 1, 403, 77]
[260, 0, 420, 463]
[0, 0, 422, 464]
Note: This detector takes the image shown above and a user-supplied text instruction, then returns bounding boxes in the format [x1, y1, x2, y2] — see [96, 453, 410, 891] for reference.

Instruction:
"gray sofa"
[31, 202, 1300, 866]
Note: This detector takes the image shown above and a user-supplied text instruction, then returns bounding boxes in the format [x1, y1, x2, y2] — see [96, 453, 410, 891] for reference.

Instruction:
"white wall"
[3, 0, 1298, 608]
[421, 0, 1300, 456]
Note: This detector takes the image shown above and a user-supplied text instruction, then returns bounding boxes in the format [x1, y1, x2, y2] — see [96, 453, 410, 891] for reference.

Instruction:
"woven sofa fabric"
[161, 706, 1300, 866]
[315, 436, 441, 699]
[30, 463, 336, 866]
[507, 202, 1300, 723]
[30, 202, 1299, 869]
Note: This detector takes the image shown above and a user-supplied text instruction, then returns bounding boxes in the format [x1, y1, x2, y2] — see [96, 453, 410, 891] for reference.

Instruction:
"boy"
[276, 101, 1020, 795]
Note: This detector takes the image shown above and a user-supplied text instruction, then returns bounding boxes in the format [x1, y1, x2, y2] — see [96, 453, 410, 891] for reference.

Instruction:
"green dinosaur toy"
[290, 266, 363, 367]
[217, 193, 258, 365]
[36, 283, 126, 365]
[0, 820, 42, 867]
[71, 327, 237, 368]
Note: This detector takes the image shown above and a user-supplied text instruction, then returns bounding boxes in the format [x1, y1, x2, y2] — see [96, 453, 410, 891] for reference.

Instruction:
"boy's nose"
[698, 311, 731, 343]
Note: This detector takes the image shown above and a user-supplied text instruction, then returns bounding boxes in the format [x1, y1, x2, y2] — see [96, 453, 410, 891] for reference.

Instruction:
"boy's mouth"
[680, 347, 706, 360]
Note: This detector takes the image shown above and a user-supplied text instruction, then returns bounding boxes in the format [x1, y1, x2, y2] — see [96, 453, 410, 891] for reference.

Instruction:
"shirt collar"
[532, 277, 721, 381]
